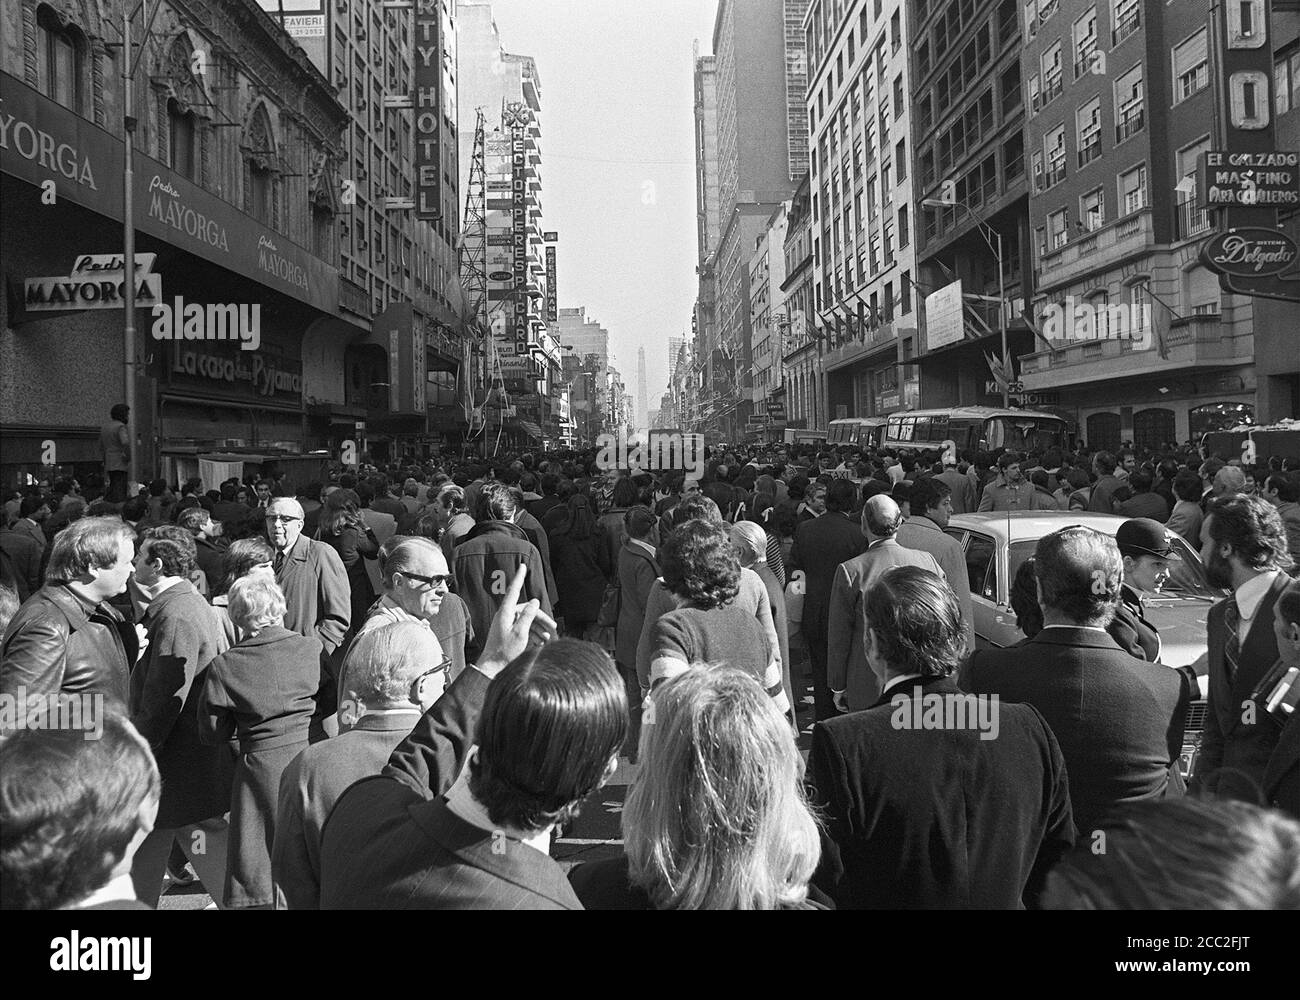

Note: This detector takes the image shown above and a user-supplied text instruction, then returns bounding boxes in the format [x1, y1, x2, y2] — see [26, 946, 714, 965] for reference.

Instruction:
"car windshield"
[1008, 534, 1222, 601]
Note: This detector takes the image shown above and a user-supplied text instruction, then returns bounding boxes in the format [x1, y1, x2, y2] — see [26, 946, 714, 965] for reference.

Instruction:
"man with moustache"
[978, 453, 1045, 512]
[1192, 495, 1294, 802]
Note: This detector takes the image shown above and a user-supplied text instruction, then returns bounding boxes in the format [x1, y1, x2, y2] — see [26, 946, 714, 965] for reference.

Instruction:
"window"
[902, 271, 912, 314]
[36, 5, 85, 113]
[250, 163, 272, 224]
[1081, 187, 1104, 231]
[1043, 123, 1066, 187]
[896, 138, 907, 180]
[1274, 47, 1300, 115]
[1048, 207, 1069, 249]
[1176, 137, 1210, 238]
[894, 74, 904, 118]
[1041, 42, 1063, 106]
[1129, 280, 1150, 333]
[898, 204, 910, 247]
[1072, 8, 1098, 77]
[1114, 64, 1144, 142]
[168, 99, 197, 181]
[1076, 97, 1102, 167]
[1173, 29, 1209, 102]
[964, 533, 996, 600]
[891, 10, 901, 52]
[1112, 0, 1140, 45]
[1119, 163, 1147, 214]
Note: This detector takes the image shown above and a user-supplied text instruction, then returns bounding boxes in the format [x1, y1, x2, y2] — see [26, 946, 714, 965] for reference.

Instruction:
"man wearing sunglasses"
[265, 498, 351, 742]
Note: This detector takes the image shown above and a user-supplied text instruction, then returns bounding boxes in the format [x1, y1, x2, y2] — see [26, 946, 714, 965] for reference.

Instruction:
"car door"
[947, 528, 999, 650]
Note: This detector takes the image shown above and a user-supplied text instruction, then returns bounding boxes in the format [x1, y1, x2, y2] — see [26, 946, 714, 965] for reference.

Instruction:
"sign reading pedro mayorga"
[0, 71, 337, 314]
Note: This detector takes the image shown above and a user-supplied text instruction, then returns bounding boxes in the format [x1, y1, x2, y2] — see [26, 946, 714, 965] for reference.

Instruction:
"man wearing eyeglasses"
[265, 498, 351, 742]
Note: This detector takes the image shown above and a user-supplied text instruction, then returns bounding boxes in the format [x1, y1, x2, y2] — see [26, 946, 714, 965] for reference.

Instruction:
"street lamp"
[921, 197, 1010, 408]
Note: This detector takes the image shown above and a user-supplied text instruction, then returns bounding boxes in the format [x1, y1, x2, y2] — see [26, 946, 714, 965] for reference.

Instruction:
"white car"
[944, 512, 1220, 688]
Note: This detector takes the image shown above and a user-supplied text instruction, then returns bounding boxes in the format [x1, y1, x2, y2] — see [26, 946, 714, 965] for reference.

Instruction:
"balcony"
[1176, 199, 1211, 241]
[1020, 313, 1249, 391]
[1077, 135, 1101, 168]
[1034, 75, 1063, 111]
[1112, 7, 1141, 46]
[1037, 207, 1152, 289]
[1039, 163, 1066, 191]
[1072, 43, 1098, 79]
[1116, 109, 1144, 143]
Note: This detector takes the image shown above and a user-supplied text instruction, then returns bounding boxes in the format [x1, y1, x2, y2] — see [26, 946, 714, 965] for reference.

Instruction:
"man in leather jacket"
[1, 516, 139, 715]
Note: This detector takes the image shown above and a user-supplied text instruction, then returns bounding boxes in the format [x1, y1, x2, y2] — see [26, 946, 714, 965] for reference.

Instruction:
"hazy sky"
[482, 0, 718, 414]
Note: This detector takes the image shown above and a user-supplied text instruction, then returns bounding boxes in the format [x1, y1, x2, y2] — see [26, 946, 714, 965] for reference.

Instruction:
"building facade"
[781, 171, 826, 437]
[749, 201, 791, 441]
[2, 0, 350, 488]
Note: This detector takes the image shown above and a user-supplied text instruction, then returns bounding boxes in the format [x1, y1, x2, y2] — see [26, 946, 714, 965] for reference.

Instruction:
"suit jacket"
[789, 511, 866, 637]
[896, 516, 975, 653]
[935, 469, 977, 515]
[515, 509, 559, 607]
[130, 581, 234, 828]
[319, 778, 581, 909]
[827, 539, 944, 710]
[1108, 584, 1161, 662]
[809, 675, 1074, 909]
[383, 664, 492, 798]
[453, 520, 551, 663]
[1088, 474, 1125, 514]
[275, 533, 351, 656]
[273, 710, 422, 909]
[1262, 711, 1300, 820]
[1166, 500, 1204, 546]
[0, 528, 43, 600]
[615, 542, 659, 669]
[12, 519, 47, 552]
[1194, 572, 1289, 801]
[963, 627, 1194, 836]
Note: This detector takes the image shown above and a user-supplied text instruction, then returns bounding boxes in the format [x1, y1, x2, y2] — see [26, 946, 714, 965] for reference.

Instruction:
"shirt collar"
[1041, 623, 1111, 634]
[881, 672, 925, 696]
[442, 753, 551, 857]
[1236, 570, 1283, 622]
[629, 538, 656, 558]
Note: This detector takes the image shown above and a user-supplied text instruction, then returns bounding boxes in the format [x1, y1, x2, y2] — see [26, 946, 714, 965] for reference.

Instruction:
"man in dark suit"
[1191, 495, 1293, 802]
[963, 526, 1195, 838]
[789, 479, 864, 721]
[1109, 517, 1179, 662]
[1261, 577, 1299, 819]
[1088, 451, 1125, 514]
[827, 495, 944, 712]
[319, 596, 620, 909]
[811, 566, 1074, 909]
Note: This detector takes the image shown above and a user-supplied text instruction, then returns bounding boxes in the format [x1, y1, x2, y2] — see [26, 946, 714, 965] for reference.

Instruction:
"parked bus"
[827, 416, 888, 450]
[882, 407, 1069, 458]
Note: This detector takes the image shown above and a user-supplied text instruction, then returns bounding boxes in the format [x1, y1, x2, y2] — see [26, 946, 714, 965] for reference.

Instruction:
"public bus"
[882, 407, 1070, 458]
[827, 416, 888, 450]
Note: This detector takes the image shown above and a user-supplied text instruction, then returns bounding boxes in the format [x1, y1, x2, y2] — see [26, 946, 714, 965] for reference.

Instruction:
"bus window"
[898, 417, 915, 442]
[985, 417, 1066, 453]
[931, 415, 950, 440]
[914, 416, 932, 441]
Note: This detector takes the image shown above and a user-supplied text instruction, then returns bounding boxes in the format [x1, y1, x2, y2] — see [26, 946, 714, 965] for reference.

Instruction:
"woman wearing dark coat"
[615, 507, 660, 757]
[198, 576, 322, 909]
[594, 476, 642, 581]
[315, 490, 379, 636]
[547, 494, 606, 636]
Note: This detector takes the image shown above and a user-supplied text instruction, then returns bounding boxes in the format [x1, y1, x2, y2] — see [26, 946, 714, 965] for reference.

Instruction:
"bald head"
[862, 494, 903, 539]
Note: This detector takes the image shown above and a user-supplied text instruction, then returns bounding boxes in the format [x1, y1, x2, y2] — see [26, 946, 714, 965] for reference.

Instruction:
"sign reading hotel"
[25, 253, 161, 311]
[506, 102, 530, 354]
[413, 0, 442, 220]
[1198, 151, 1300, 208]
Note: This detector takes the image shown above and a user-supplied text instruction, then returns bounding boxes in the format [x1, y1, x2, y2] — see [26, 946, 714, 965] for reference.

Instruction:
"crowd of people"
[2, 424, 1299, 910]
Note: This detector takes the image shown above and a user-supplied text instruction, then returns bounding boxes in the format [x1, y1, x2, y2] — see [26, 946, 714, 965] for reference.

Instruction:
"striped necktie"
[1223, 599, 1241, 684]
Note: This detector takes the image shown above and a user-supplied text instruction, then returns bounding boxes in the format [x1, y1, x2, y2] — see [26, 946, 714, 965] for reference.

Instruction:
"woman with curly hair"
[647, 519, 788, 716]
[568, 664, 823, 909]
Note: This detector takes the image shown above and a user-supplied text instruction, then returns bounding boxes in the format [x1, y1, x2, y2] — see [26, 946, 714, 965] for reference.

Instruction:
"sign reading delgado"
[0, 71, 336, 314]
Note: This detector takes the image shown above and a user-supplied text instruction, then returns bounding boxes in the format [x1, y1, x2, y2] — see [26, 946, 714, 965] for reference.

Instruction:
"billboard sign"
[924, 279, 964, 351]
[412, 0, 441, 220]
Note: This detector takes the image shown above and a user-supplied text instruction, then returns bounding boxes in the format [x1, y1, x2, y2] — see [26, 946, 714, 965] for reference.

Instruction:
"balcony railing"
[1039, 207, 1153, 285]
[1077, 135, 1101, 167]
[1112, 7, 1141, 46]
[1040, 163, 1066, 190]
[1116, 109, 1144, 143]
[1177, 199, 1211, 240]
[1036, 74, 1063, 110]
[1073, 43, 1098, 79]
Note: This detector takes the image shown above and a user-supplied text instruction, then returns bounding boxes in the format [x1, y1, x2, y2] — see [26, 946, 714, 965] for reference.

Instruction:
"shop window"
[1133, 408, 1176, 452]
[36, 5, 86, 114]
[1086, 411, 1122, 453]
[1189, 402, 1254, 439]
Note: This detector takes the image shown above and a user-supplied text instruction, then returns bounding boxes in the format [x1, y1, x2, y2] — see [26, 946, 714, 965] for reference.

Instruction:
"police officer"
[1110, 517, 1181, 662]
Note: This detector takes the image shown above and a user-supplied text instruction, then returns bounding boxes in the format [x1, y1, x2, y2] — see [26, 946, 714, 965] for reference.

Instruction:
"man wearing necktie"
[265, 498, 351, 742]
[1192, 495, 1294, 801]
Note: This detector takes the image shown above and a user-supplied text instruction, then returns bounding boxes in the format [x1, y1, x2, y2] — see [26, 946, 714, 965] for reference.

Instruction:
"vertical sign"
[411, 326, 426, 411]
[388, 329, 402, 413]
[413, 0, 442, 220]
[545, 244, 557, 323]
[507, 103, 530, 353]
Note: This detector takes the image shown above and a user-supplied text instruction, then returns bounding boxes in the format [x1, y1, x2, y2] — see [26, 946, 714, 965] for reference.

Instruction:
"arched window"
[1133, 408, 1176, 452]
[1086, 412, 1122, 454]
[168, 98, 197, 180]
[243, 105, 278, 226]
[36, 5, 86, 113]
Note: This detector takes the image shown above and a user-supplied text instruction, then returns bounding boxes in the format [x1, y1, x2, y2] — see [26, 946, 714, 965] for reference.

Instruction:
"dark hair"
[319, 490, 362, 538]
[216, 537, 275, 596]
[0, 710, 159, 910]
[1128, 469, 1154, 493]
[1173, 469, 1203, 502]
[148, 479, 168, 498]
[1206, 494, 1292, 572]
[1093, 451, 1118, 475]
[176, 506, 212, 534]
[109, 403, 130, 423]
[140, 525, 197, 578]
[1034, 527, 1121, 627]
[998, 451, 1022, 471]
[1043, 798, 1300, 910]
[18, 495, 48, 520]
[668, 495, 722, 529]
[1010, 557, 1043, 639]
[477, 481, 520, 522]
[825, 478, 857, 512]
[468, 639, 626, 832]
[554, 494, 595, 539]
[611, 477, 640, 508]
[660, 519, 741, 610]
[864, 566, 967, 677]
[625, 505, 657, 541]
[910, 477, 950, 515]
[1265, 473, 1300, 504]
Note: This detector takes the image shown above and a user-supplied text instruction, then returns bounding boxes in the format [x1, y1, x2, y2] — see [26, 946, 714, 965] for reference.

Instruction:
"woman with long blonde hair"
[568, 663, 823, 909]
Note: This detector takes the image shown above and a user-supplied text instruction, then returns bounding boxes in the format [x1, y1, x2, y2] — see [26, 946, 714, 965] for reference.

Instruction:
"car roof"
[948, 511, 1128, 543]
